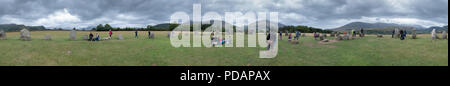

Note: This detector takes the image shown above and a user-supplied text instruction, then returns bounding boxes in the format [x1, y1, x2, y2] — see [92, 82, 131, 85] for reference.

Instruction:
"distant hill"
[332, 22, 447, 34]
[0, 24, 47, 32]
[421, 25, 448, 33]
[333, 22, 425, 30]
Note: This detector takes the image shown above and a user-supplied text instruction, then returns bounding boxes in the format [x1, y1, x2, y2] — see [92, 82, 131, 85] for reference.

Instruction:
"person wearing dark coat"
[89, 32, 94, 41]
[135, 31, 138, 38]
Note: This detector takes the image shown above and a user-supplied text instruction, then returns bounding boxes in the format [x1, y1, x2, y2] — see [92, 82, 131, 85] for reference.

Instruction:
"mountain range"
[0, 24, 46, 32]
[332, 22, 448, 34]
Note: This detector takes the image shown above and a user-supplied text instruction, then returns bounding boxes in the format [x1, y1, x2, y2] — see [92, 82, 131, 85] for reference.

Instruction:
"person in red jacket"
[109, 29, 113, 38]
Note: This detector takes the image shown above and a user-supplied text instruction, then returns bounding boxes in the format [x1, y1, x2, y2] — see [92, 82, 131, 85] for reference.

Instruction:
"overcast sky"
[0, 0, 448, 29]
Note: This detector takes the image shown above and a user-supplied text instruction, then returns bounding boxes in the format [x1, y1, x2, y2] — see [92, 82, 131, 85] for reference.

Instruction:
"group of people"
[351, 29, 365, 37]
[392, 29, 407, 40]
[88, 29, 155, 41]
[135, 30, 153, 38]
[210, 33, 229, 46]
[279, 31, 302, 41]
[88, 29, 113, 41]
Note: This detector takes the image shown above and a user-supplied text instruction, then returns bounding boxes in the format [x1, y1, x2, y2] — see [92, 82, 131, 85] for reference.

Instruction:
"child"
[109, 29, 113, 38]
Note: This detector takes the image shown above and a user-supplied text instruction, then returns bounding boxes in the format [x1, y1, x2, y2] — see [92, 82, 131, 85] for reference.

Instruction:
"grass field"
[0, 31, 447, 66]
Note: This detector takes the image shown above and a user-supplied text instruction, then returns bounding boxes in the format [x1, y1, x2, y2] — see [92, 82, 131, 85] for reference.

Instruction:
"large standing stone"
[44, 34, 51, 40]
[20, 28, 31, 41]
[343, 34, 350, 40]
[319, 34, 324, 41]
[431, 29, 437, 40]
[336, 32, 342, 40]
[118, 34, 124, 40]
[395, 28, 400, 38]
[0, 30, 6, 40]
[412, 28, 417, 39]
[443, 31, 447, 39]
[149, 33, 155, 39]
[69, 30, 76, 40]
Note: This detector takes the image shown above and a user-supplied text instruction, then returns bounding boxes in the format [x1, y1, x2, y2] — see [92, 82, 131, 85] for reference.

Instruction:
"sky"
[0, 0, 448, 29]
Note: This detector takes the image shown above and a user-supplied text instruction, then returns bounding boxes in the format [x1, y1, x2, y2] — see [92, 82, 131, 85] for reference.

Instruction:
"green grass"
[0, 31, 447, 66]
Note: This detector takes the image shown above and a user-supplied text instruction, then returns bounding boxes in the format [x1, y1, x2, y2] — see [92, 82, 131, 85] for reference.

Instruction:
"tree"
[104, 24, 113, 31]
[146, 25, 153, 31]
[96, 24, 104, 31]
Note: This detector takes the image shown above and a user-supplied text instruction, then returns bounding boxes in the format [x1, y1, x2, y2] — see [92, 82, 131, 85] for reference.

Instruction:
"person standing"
[288, 32, 292, 42]
[401, 30, 407, 40]
[95, 33, 100, 41]
[135, 30, 138, 38]
[360, 28, 364, 37]
[351, 29, 356, 37]
[295, 31, 300, 40]
[279, 31, 282, 40]
[109, 29, 113, 38]
[266, 33, 271, 50]
[392, 30, 395, 38]
[399, 30, 404, 40]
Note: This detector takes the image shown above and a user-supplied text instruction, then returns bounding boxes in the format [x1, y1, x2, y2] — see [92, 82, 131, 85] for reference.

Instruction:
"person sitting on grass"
[400, 30, 407, 40]
[89, 32, 94, 41]
[95, 33, 100, 41]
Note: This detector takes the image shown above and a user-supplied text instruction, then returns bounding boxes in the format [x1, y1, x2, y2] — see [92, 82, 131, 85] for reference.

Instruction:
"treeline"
[92, 23, 217, 31]
[92, 23, 180, 31]
[92, 24, 333, 33]
[279, 25, 333, 33]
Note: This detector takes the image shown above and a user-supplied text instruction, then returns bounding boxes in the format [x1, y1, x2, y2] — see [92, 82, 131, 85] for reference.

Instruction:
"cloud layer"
[0, 0, 448, 29]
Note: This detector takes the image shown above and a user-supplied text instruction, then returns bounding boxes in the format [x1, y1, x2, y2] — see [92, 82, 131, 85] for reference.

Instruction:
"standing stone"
[118, 34, 124, 40]
[431, 29, 437, 40]
[330, 32, 335, 37]
[343, 34, 350, 40]
[0, 30, 6, 40]
[412, 28, 417, 39]
[83, 35, 89, 40]
[322, 39, 329, 42]
[150, 33, 155, 39]
[442, 31, 447, 39]
[69, 30, 76, 40]
[284, 31, 288, 36]
[44, 34, 51, 40]
[323, 33, 327, 38]
[291, 40, 299, 44]
[377, 34, 383, 38]
[319, 33, 325, 41]
[20, 28, 31, 41]
[336, 32, 341, 40]
[395, 28, 400, 38]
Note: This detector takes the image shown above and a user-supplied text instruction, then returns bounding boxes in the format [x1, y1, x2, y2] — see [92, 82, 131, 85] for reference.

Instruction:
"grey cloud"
[0, 0, 447, 29]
